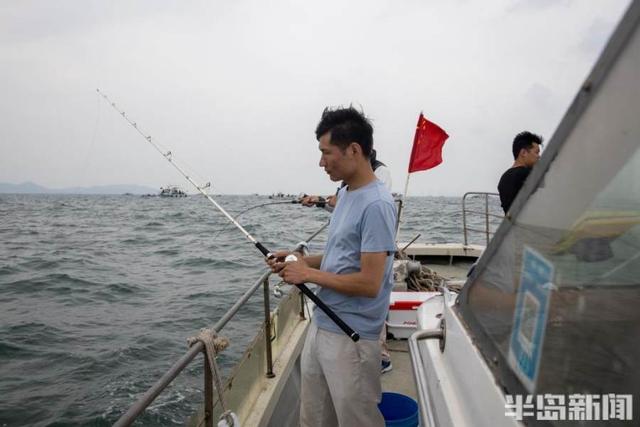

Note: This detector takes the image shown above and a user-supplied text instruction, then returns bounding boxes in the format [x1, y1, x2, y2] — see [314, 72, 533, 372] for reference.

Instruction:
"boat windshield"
[458, 9, 640, 424]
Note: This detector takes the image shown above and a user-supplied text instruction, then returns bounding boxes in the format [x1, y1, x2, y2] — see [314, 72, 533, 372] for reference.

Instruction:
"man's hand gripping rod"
[258, 245, 359, 342]
[97, 89, 359, 342]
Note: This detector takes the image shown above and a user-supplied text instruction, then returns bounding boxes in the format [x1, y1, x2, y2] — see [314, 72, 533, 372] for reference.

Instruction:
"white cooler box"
[386, 292, 437, 339]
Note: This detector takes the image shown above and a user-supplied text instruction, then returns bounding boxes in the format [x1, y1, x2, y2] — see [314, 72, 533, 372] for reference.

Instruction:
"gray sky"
[0, 0, 631, 196]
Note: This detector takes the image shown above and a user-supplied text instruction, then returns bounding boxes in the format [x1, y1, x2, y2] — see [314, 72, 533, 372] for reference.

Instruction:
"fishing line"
[98, 89, 359, 342]
[210, 200, 300, 235]
[208, 200, 306, 260]
[233, 200, 302, 218]
[208, 200, 328, 267]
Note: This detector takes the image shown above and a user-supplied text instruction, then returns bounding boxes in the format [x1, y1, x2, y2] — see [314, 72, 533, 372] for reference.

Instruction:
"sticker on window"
[508, 246, 555, 392]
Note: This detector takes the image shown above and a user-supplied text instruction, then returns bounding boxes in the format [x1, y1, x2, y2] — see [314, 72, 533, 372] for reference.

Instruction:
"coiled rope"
[407, 264, 447, 292]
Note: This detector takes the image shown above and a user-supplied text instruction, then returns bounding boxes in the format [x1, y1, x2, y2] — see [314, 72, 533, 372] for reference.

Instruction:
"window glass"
[462, 22, 640, 425]
[467, 147, 640, 424]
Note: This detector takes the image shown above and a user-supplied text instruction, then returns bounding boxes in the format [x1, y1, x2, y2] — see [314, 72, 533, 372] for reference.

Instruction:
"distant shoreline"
[0, 182, 288, 196]
[0, 182, 469, 197]
[0, 181, 158, 195]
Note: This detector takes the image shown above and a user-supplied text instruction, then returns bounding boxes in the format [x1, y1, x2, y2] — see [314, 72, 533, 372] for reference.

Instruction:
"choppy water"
[0, 193, 501, 426]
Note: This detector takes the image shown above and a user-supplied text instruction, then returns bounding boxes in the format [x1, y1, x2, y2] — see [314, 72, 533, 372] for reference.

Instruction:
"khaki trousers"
[300, 323, 385, 427]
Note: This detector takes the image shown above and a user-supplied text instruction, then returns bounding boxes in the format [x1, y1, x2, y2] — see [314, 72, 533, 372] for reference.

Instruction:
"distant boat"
[159, 185, 187, 197]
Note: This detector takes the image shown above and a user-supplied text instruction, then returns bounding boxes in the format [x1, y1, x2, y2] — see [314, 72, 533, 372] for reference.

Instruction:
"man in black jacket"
[498, 131, 543, 213]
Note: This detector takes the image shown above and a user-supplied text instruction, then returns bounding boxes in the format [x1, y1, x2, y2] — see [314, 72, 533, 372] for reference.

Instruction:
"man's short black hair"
[512, 131, 543, 159]
[315, 106, 373, 157]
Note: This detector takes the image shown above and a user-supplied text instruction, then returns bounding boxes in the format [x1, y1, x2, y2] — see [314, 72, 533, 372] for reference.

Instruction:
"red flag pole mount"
[397, 172, 411, 243]
[403, 110, 425, 199]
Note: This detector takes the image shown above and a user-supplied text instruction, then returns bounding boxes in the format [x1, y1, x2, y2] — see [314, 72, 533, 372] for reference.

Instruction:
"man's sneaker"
[381, 360, 393, 374]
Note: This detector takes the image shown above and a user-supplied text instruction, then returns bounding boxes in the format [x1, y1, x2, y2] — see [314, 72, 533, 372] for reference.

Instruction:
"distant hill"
[0, 181, 158, 195]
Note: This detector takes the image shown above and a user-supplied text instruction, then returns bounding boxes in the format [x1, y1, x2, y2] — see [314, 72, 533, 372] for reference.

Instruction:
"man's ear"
[349, 142, 361, 157]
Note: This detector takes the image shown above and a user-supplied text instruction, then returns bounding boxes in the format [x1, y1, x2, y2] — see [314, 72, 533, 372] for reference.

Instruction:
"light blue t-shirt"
[314, 179, 397, 340]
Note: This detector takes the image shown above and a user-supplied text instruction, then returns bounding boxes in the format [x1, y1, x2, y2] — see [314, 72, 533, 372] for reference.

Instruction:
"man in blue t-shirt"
[268, 107, 397, 427]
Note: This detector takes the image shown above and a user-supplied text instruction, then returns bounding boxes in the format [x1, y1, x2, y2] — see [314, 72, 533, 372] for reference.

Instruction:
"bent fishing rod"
[97, 89, 359, 342]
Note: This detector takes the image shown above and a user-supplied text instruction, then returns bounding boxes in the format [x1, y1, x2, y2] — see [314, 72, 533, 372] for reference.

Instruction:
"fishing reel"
[272, 282, 285, 298]
[273, 242, 309, 298]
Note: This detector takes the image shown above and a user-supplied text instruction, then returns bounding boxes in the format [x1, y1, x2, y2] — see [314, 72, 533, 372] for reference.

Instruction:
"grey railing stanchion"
[394, 198, 404, 237]
[263, 276, 276, 378]
[462, 193, 469, 246]
[485, 193, 490, 246]
[408, 320, 446, 427]
[461, 192, 500, 246]
[113, 343, 204, 427]
[113, 270, 269, 426]
[204, 354, 214, 427]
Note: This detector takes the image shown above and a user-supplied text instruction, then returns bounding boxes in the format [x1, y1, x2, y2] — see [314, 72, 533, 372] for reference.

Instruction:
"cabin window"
[460, 128, 640, 421]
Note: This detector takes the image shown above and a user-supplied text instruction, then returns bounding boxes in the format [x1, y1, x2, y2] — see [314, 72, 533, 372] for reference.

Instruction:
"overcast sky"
[0, 0, 631, 196]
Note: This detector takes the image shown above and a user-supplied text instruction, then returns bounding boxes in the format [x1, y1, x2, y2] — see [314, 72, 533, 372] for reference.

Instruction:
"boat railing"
[112, 267, 304, 427]
[408, 321, 446, 427]
[461, 192, 503, 246]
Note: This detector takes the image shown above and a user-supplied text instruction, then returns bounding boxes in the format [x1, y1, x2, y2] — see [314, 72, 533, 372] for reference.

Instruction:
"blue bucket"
[378, 392, 419, 427]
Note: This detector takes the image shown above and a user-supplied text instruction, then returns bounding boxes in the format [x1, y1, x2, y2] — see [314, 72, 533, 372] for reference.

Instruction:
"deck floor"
[380, 339, 416, 400]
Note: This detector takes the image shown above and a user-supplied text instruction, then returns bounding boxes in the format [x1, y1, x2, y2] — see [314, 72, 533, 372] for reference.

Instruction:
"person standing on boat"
[268, 106, 397, 427]
[498, 131, 543, 213]
[300, 149, 395, 375]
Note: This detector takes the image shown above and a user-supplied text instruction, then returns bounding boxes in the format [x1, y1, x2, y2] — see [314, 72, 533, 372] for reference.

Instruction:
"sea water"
[0, 194, 500, 426]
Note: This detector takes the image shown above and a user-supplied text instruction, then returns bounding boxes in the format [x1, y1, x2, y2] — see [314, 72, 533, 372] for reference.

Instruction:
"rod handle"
[255, 242, 270, 257]
[284, 254, 360, 342]
[297, 284, 360, 342]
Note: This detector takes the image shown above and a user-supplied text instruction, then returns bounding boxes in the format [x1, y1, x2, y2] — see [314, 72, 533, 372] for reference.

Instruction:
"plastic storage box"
[386, 292, 437, 339]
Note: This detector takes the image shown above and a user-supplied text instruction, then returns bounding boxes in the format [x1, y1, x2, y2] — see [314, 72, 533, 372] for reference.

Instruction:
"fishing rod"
[210, 200, 321, 241]
[97, 89, 359, 342]
[235, 199, 327, 215]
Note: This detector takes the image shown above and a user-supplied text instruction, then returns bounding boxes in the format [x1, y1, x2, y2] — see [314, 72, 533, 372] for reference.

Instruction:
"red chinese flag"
[407, 113, 449, 173]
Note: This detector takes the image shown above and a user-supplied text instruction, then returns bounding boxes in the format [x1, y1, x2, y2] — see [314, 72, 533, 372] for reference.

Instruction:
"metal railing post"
[394, 198, 404, 237]
[204, 354, 214, 427]
[461, 192, 501, 246]
[113, 271, 270, 427]
[263, 277, 276, 378]
[408, 321, 446, 427]
[299, 291, 306, 320]
[462, 193, 469, 246]
[485, 193, 490, 246]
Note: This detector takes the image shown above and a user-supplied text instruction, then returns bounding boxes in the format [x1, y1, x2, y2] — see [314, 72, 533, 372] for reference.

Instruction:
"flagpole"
[396, 172, 411, 239]
[403, 173, 411, 202]
[397, 111, 421, 241]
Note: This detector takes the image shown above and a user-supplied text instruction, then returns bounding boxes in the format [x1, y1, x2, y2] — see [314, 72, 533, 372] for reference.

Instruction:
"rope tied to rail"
[187, 328, 238, 426]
